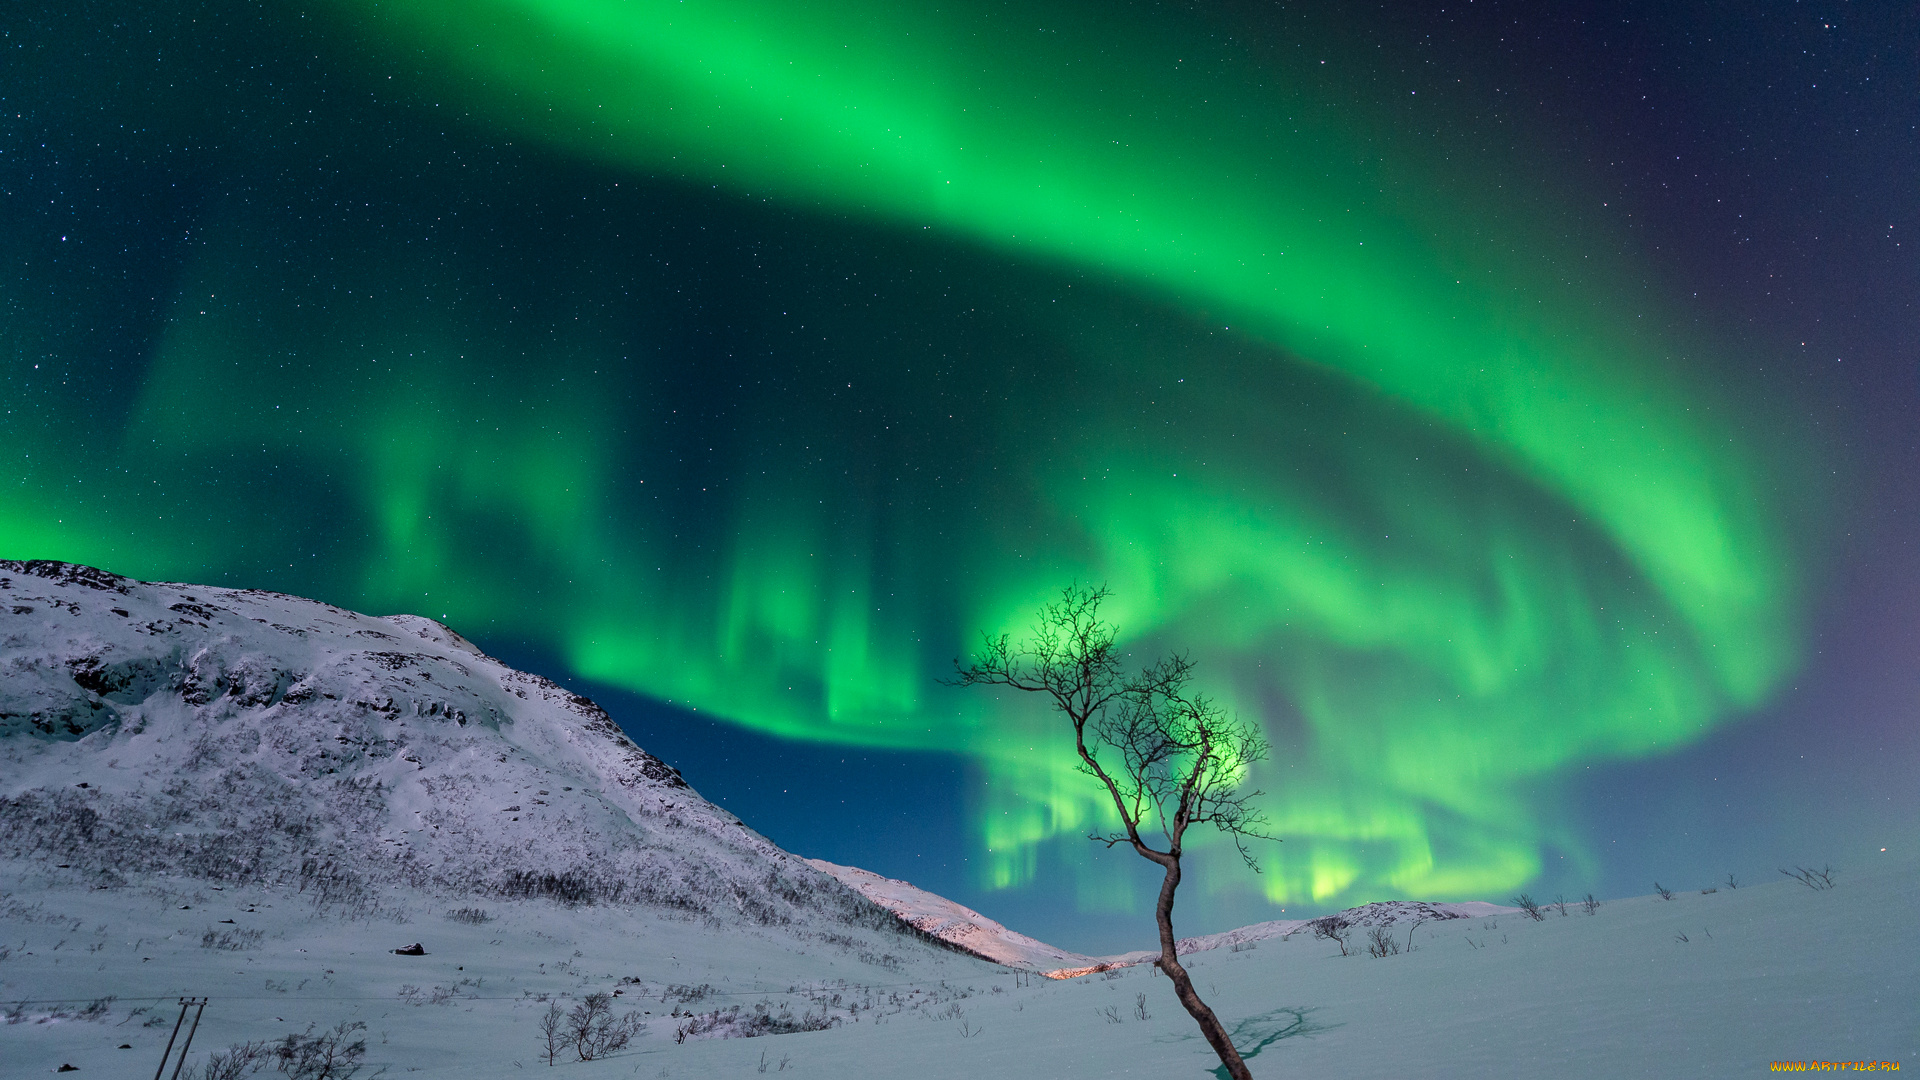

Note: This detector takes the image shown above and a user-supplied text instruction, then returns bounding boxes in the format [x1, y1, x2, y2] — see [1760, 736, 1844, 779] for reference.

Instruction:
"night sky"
[6, 1, 1915, 953]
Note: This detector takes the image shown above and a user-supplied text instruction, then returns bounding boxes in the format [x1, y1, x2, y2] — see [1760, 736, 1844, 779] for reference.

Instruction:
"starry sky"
[5, 0, 1916, 953]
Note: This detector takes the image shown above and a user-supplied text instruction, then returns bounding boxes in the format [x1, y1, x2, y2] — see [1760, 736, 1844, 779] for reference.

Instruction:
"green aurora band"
[2, 0, 1808, 912]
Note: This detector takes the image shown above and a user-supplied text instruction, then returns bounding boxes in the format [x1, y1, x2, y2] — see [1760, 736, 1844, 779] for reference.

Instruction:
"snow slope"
[1090, 899, 1519, 971]
[806, 858, 1102, 972]
[805, 855, 1514, 976]
[3, 850, 1910, 1078]
[0, 559, 926, 931]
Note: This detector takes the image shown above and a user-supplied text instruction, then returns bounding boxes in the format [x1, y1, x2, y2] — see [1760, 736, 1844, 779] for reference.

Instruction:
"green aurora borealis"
[5, 0, 1824, 918]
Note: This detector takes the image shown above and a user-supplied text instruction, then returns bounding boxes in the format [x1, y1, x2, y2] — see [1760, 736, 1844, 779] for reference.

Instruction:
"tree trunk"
[1155, 856, 1254, 1080]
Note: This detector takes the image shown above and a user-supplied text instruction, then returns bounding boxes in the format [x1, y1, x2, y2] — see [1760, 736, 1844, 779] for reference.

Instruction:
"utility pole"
[154, 997, 208, 1080]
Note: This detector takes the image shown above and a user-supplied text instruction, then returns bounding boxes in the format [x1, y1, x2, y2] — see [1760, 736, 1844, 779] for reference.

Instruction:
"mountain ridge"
[0, 560, 889, 931]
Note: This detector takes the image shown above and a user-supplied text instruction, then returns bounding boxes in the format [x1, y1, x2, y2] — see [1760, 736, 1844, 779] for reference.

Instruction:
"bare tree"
[569, 994, 612, 1060]
[537, 1002, 565, 1066]
[565, 992, 643, 1061]
[1512, 893, 1545, 921]
[953, 585, 1277, 1080]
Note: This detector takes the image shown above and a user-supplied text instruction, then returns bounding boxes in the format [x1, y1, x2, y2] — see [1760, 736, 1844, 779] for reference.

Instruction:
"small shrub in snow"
[857, 950, 904, 971]
[1582, 893, 1601, 915]
[1310, 919, 1353, 956]
[1653, 882, 1674, 901]
[394, 983, 458, 1006]
[1512, 894, 1545, 921]
[1364, 926, 1400, 958]
[444, 907, 491, 924]
[272, 1021, 367, 1080]
[196, 1040, 272, 1080]
[1724, 873, 1740, 890]
[674, 1004, 835, 1042]
[810, 930, 860, 951]
[1780, 865, 1835, 890]
[201, 927, 264, 951]
[15, 996, 118, 1024]
[661, 983, 717, 1004]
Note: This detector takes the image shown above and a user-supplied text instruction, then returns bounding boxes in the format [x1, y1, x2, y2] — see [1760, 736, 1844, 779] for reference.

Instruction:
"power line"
[3, 978, 1016, 1008]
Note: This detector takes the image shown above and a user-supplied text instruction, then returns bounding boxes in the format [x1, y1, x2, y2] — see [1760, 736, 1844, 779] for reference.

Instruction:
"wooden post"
[152, 999, 192, 1080]
[164, 998, 208, 1080]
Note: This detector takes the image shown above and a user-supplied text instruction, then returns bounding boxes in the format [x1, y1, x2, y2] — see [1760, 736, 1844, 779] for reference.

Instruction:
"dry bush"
[272, 1021, 367, 1080]
[1780, 865, 1835, 890]
[197, 1040, 271, 1080]
[1310, 919, 1352, 956]
[675, 1004, 836, 1043]
[201, 927, 264, 951]
[567, 992, 645, 1060]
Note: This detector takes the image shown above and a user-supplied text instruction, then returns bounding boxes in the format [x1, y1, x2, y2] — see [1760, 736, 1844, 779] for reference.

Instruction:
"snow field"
[4, 850, 1912, 1078]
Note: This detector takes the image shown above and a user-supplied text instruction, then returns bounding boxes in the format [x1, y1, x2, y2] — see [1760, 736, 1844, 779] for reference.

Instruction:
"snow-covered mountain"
[0, 559, 899, 931]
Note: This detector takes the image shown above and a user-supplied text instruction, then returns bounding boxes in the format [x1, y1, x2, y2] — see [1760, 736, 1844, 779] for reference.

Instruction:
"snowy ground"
[5, 851, 1911, 1078]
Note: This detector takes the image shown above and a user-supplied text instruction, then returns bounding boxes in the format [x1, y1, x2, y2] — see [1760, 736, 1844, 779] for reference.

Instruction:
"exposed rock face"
[0, 561, 887, 927]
